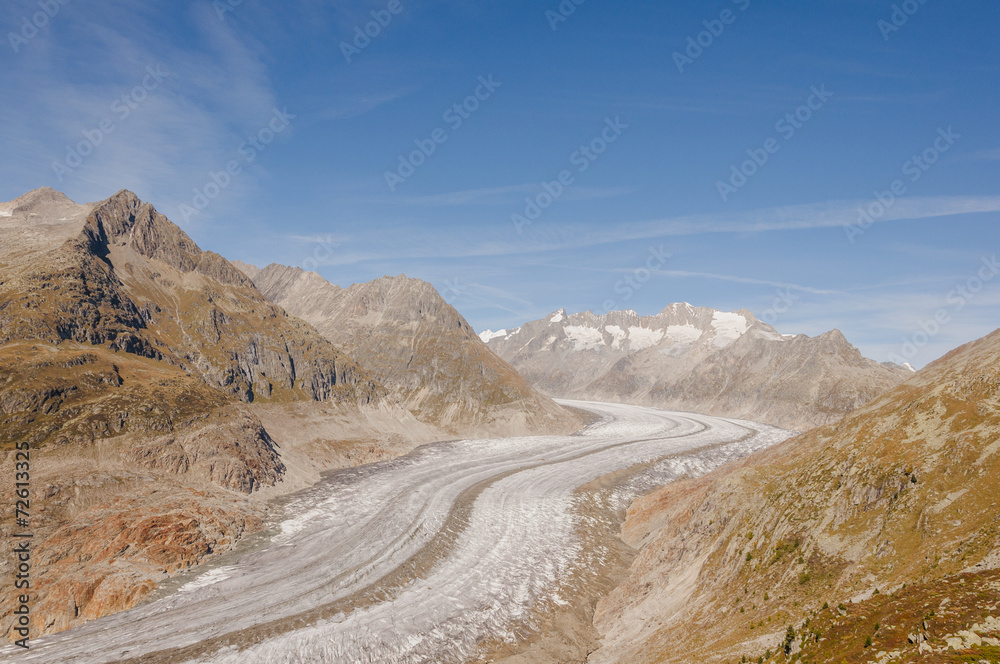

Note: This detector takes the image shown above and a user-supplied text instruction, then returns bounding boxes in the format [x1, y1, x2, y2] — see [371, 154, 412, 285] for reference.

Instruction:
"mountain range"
[483, 305, 913, 431]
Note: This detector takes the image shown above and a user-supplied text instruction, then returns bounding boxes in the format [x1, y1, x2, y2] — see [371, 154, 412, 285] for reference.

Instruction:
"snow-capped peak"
[549, 309, 567, 324]
[902, 362, 917, 372]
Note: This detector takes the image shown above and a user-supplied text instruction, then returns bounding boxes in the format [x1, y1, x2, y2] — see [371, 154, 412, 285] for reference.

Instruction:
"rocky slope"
[590, 327, 1000, 664]
[483, 304, 912, 431]
[236, 263, 583, 438]
[0, 188, 427, 638]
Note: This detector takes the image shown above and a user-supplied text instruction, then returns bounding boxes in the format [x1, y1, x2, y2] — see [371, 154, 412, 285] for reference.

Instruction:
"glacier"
[0, 401, 791, 664]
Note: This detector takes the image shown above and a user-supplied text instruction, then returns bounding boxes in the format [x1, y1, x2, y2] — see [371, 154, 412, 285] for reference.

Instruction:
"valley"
[0, 401, 791, 663]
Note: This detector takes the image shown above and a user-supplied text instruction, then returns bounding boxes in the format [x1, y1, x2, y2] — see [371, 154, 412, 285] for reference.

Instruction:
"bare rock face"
[239, 263, 584, 437]
[25, 489, 265, 636]
[121, 406, 284, 494]
[483, 304, 911, 431]
[590, 327, 1000, 664]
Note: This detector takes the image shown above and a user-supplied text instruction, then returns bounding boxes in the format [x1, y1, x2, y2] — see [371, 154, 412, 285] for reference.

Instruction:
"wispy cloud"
[286, 233, 350, 244]
[315, 88, 418, 122]
[386, 184, 634, 207]
[314, 195, 1000, 266]
[958, 148, 1000, 163]
[590, 196, 1000, 242]
[0, 3, 281, 220]
[652, 270, 844, 296]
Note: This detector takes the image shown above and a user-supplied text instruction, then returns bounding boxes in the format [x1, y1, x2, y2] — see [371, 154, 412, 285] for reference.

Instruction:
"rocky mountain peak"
[0, 187, 92, 236]
[80, 191, 252, 289]
[8, 185, 75, 209]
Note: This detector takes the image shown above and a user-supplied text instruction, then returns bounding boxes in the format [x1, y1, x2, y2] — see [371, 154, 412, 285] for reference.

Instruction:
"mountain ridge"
[238, 262, 585, 438]
[484, 304, 912, 431]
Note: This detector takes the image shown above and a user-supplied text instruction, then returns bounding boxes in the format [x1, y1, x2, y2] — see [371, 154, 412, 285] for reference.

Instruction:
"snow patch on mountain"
[479, 330, 508, 343]
[628, 326, 665, 351]
[565, 325, 605, 351]
[711, 312, 750, 347]
[549, 310, 566, 323]
[665, 324, 703, 345]
[605, 325, 627, 349]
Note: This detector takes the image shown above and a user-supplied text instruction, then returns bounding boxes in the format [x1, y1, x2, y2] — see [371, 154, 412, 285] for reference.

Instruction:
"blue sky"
[1, 0, 998, 368]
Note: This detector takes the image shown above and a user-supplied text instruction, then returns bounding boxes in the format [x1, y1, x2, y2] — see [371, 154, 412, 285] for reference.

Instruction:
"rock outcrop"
[484, 304, 912, 431]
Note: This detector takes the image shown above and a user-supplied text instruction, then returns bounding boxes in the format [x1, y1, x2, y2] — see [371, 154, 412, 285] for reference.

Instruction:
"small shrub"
[784, 625, 796, 654]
